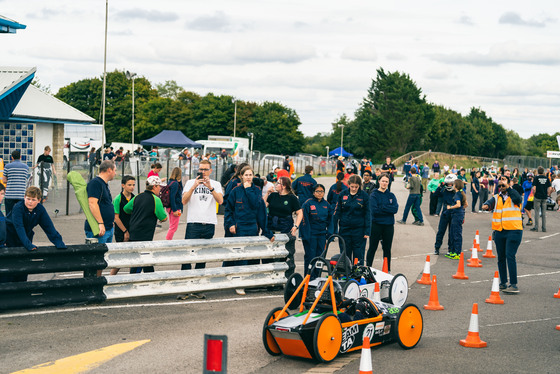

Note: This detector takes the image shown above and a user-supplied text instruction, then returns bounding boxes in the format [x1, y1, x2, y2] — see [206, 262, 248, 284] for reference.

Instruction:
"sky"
[2, 0, 559, 139]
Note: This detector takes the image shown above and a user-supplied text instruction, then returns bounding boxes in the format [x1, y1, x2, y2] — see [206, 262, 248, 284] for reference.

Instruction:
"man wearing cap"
[336, 156, 345, 174]
[124, 175, 168, 273]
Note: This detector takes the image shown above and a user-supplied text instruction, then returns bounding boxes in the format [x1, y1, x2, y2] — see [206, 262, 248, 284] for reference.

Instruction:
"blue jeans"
[402, 194, 423, 222]
[85, 227, 114, 243]
[494, 229, 522, 286]
[182, 223, 215, 270]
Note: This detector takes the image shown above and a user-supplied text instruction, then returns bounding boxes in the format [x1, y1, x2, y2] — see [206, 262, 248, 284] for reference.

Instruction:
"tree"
[351, 68, 434, 161]
[250, 102, 305, 154]
[156, 80, 185, 100]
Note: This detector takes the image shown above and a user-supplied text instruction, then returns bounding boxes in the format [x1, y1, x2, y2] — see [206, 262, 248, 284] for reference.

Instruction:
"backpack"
[159, 181, 174, 208]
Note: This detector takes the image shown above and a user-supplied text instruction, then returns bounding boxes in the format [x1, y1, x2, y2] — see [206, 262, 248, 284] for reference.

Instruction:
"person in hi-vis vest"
[482, 175, 523, 294]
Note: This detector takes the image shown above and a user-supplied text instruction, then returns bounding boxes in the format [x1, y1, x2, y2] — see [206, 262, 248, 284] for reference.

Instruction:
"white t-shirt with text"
[183, 179, 223, 224]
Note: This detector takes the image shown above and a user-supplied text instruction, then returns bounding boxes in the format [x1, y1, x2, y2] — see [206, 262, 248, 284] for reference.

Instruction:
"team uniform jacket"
[300, 197, 334, 240]
[334, 189, 371, 233]
[327, 183, 348, 205]
[224, 184, 273, 239]
[369, 188, 399, 225]
[483, 188, 523, 231]
[292, 174, 317, 205]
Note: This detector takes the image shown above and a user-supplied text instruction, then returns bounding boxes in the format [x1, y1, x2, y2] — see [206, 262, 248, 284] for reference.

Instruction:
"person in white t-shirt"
[551, 174, 560, 209]
[181, 160, 224, 271]
[261, 177, 274, 199]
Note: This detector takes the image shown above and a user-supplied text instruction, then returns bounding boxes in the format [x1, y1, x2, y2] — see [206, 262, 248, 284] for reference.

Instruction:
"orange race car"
[262, 237, 423, 363]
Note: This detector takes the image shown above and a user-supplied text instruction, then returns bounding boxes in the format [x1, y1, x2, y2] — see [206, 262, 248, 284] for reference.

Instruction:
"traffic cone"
[556, 325, 560, 331]
[475, 230, 482, 252]
[417, 255, 431, 285]
[485, 271, 505, 304]
[382, 257, 389, 273]
[554, 286, 560, 299]
[359, 336, 373, 374]
[452, 252, 469, 280]
[373, 282, 381, 302]
[460, 303, 487, 348]
[482, 236, 496, 258]
[467, 241, 482, 268]
[424, 275, 444, 310]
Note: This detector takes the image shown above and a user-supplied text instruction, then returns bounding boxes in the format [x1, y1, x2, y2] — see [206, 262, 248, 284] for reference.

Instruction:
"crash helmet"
[444, 174, 457, 191]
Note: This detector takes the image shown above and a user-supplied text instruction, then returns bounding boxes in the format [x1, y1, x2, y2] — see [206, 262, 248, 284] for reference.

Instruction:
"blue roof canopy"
[329, 147, 353, 157]
[140, 130, 202, 148]
[0, 15, 26, 34]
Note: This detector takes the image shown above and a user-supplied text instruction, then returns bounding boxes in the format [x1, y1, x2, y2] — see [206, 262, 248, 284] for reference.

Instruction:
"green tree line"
[302, 68, 559, 162]
[55, 70, 305, 155]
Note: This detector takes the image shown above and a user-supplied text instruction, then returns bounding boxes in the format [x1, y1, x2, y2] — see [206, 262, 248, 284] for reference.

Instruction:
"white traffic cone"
[359, 336, 373, 374]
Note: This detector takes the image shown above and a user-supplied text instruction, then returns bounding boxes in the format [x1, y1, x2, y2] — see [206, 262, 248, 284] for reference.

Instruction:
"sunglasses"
[199, 168, 210, 171]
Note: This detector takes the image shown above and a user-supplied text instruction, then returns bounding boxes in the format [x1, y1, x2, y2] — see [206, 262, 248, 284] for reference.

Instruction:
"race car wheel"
[396, 303, 423, 349]
[284, 273, 304, 310]
[342, 279, 360, 300]
[389, 273, 409, 307]
[313, 313, 342, 363]
[262, 307, 289, 356]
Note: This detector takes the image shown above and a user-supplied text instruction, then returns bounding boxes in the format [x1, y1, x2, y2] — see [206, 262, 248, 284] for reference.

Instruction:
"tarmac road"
[1, 177, 559, 373]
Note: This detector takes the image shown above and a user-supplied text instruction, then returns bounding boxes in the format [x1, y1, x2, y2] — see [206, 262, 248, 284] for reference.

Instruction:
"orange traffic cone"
[417, 255, 431, 285]
[482, 235, 496, 258]
[373, 282, 381, 302]
[475, 230, 483, 252]
[467, 240, 482, 268]
[556, 325, 560, 331]
[382, 257, 389, 273]
[460, 303, 487, 348]
[452, 252, 469, 280]
[485, 271, 505, 305]
[424, 275, 444, 310]
[554, 286, 560, 299]
[359, 336, 373, 374]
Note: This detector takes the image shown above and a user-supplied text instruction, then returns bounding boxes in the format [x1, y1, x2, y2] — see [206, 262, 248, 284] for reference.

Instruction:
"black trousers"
[429, 192, 438, 215]
[366, 223, 395, 271]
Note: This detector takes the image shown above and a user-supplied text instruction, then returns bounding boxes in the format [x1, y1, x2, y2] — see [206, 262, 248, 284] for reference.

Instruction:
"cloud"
[498, 12, 547, 28]
[386, 52, 406, 61]
[340, 46, 377, 62]
[186, 11, 230, 32]
[26, 8, 67, 19]
[114, 8, 179, 22]
[429, 42, 560, 66]
[457, 15, 474, 26]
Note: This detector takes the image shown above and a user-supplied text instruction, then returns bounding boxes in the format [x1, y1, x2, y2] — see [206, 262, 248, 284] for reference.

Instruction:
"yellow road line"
[11, 339, 150, 374]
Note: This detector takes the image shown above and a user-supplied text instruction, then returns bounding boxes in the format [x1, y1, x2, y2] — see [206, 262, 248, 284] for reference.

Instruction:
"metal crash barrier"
[0, 235, 289, 311]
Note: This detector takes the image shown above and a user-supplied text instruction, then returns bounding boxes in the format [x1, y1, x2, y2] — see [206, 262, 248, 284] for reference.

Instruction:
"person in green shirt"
[428, 172, 442, 215]
[124, 175, 168, 273]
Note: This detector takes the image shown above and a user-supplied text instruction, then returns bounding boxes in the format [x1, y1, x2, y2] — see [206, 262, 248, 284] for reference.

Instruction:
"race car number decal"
[363, 323, 375, 341]
[360, 289, 368, 298]
[341, 323, 359, 353]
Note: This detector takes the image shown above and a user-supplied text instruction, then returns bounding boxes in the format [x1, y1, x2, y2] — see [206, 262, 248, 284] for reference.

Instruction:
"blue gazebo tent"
[329, 147, 353, 157]
[140, 130, 202, 148]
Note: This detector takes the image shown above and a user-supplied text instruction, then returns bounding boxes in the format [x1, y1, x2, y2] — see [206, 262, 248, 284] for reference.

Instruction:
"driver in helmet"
[434, 173, 458, 256]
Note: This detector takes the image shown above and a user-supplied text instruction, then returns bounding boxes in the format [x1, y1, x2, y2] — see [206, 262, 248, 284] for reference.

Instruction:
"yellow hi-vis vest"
[492, 194, 522, 231]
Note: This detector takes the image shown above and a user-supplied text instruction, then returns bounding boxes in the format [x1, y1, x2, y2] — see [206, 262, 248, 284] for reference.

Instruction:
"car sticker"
[341, 323, 359, 353]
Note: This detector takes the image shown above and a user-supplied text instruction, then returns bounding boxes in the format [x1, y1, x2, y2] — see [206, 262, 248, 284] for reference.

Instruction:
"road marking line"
[539, 232, 559, 239]
[440, 270, 560, 287]
[393, 252, 432, 260]
[0, 295, 283, 319]
[10, 339, 150, 374]
[485, 317, 560, 327]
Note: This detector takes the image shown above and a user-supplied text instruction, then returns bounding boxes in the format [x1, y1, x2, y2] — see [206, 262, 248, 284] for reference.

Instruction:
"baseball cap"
[147, 175, 162, 186]
[272, 165, 279, 172]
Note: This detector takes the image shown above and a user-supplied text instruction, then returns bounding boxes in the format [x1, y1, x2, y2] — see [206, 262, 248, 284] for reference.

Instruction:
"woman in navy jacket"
[366, 174, 399, 271]
[334, 175, 371, 265]
[301, 184, 334, 276]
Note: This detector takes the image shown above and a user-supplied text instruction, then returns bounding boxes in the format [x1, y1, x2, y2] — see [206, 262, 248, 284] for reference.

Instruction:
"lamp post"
[101, 0, 108, 145]
[233, 99, 237, 138]
[247, 132, 254, 161]
[125, 71, 137, 148]
[338, 124, 344, 156]
[326, 146, 329, 158]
